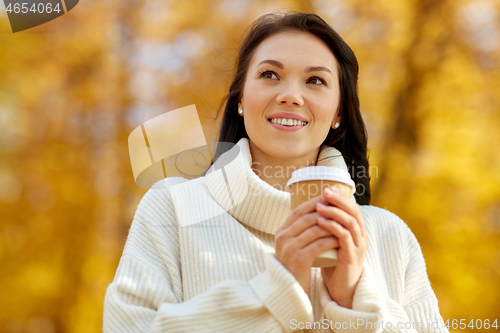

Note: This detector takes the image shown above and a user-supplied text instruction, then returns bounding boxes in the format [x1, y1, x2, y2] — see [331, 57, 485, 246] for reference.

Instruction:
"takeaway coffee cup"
[286, 166, 355, 267]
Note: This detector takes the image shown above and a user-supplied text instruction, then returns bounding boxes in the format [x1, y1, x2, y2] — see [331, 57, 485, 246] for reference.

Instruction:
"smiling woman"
[103, 11, 449, 333]
[215, 13, 370, 204]
[236, 30, 341, 189]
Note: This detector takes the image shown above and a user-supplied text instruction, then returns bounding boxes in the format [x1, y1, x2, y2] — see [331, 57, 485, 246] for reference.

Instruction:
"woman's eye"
[259, 70, 278, 80]
[259, 71, 326, 86]
[308, 76, 326, 85]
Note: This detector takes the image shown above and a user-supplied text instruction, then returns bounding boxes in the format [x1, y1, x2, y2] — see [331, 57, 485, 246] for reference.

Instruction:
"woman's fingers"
[302, 236, 339, 260]
[275, 211, 334, 254]
[280, 195, 325, 230]
[283, 211, 324, 238]
[315, 202, 362, 246]
[275, 193, 343, 294]
[317, 217, 355, 255]
[292, 225, 339, 250]
[322, 187, 367, 237]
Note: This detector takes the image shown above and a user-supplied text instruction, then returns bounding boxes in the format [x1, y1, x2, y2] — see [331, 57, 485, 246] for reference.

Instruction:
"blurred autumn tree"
[0, 0, 499, 332]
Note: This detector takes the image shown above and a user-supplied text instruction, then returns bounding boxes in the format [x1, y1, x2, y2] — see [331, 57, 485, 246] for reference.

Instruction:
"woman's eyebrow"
[258, 59, 284, 69]
[257, 59, 332, 75]
[305, 66, 332, 75]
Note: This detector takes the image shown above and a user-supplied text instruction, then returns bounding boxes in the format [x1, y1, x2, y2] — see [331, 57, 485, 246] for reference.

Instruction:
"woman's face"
[239, 30, 341, 164]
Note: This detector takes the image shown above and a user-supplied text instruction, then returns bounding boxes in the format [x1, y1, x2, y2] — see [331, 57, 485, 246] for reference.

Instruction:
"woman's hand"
[316, 186, 370, 309]
[275, 196, 340, 294]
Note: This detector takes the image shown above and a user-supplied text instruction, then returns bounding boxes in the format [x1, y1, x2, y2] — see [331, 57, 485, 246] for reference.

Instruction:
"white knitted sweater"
[103, 138, 448, 333]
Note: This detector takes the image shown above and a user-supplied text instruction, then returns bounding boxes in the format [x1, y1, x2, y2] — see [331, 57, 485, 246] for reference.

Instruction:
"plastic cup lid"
[286, 166, 355, 189]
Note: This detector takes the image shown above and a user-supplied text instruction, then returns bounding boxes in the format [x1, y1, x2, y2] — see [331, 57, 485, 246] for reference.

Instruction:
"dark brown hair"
[214, 11, 371, 205]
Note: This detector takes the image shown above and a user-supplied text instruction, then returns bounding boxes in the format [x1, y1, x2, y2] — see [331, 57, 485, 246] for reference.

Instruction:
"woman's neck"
[249, 141, 321, 191]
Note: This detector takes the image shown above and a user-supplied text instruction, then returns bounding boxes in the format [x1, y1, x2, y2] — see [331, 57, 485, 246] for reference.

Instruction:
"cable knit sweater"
[103, 138, 448, 333]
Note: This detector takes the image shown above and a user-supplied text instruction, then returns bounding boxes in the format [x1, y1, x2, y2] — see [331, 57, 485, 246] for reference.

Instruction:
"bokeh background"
[1, 0, 500, 332]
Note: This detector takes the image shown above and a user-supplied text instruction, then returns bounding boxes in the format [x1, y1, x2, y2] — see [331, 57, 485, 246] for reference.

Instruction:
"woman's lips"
[268, 119, 307, 131]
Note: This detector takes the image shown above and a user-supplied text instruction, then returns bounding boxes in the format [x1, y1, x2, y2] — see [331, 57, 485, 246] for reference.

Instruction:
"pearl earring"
[238, 107, 243, 115]
[334, 122, 340, 129]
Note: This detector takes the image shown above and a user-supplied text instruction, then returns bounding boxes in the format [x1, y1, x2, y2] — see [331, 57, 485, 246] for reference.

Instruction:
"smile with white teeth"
[269, 118, 308, 126]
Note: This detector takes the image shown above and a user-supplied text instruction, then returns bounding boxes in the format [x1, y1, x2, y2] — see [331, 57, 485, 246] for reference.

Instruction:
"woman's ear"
[331, 104, 341, 129]
[332, 116, 341, 129]
[237, 100, 244, 116]
[237, 97, 245, 116]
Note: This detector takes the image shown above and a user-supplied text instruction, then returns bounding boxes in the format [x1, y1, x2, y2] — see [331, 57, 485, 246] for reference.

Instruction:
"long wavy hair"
[213, 11, 371, 205]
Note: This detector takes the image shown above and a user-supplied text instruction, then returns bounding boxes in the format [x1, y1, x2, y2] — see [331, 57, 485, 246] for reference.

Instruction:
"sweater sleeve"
[103, 188, 314, 333]
[319, 215, 449, 333]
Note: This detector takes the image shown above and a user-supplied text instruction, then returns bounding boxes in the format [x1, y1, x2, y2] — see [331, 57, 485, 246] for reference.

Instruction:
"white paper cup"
[287, 166, 355, 267]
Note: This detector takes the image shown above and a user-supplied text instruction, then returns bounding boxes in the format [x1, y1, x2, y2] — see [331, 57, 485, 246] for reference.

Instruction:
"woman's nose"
[276, 80, 304, 107]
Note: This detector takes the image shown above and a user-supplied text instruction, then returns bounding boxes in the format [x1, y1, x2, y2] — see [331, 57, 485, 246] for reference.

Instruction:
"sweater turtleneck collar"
[203, 138, 354, 235]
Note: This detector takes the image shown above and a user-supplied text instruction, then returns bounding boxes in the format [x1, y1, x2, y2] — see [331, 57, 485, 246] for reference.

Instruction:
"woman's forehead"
[249, 31, 338, 71]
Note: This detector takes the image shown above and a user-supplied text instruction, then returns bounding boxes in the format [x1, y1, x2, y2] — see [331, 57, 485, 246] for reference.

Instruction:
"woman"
[104, 11, 448, 332]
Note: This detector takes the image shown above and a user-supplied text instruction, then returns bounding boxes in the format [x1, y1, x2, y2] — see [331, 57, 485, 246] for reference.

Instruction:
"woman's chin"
[262, 145, 320, 164]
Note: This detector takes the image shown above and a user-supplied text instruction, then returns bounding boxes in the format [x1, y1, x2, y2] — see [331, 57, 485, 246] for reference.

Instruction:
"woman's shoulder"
[359, 205, 406, 224]
[359, 205, 414, 239]
[136, 176, 208, 219]
[149, 176, 192, 192]
[134, 177, 191, 218]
